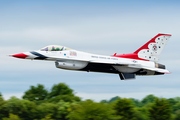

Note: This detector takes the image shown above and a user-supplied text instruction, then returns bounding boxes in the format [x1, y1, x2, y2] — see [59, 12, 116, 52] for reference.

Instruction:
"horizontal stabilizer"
[128, 65, 170, 74]
[119, 73, 136, 80]
[145, 67, 171, 74]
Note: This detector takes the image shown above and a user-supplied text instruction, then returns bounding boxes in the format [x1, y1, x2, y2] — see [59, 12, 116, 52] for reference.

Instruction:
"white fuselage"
[25, 49, 156, 75]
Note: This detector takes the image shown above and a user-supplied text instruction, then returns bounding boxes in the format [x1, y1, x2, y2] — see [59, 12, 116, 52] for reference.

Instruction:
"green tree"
[22, 84, 48, 104]
[0, 96, 8, 119]
[130, 98, 142, 107]
[48, 83, 73, 98]
[68, 100, 116, 120]
[168, 98, 179, 106]
[109, 96, 119, 103]
[134, 107, 149, 120]
[174, 110, 180, 120]
[56, 100, 71, 120]
[168, 97, 180, 113]
[100, 100, 108, 103]
[40, 114, 54, 120]
[3, 113, 21, 120]
[141, 94, 157, 107]
[36, 102, 57, 119]
[5, 97, 37, 119]
[48, 83, 80, 102]
[148, 98, 172, 120]
[113, 98, 137, 120]
[172, 102, 180, 113]
[174, 97, 180, 102]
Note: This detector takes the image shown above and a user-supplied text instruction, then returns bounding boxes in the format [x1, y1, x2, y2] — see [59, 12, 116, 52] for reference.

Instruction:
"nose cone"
[10, 53, 29, 59]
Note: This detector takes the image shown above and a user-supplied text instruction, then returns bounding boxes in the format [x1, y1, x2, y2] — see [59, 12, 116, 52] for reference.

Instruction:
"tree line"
[0, 83, 180, 120]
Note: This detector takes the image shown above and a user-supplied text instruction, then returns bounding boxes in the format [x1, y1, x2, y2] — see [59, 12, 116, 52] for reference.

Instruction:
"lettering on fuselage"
[91, 55, 118, 60]
[91, 56, 98, 58]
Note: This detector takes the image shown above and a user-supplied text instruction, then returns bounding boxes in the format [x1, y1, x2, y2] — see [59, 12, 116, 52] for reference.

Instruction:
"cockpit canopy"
[40, 45, 72, 51]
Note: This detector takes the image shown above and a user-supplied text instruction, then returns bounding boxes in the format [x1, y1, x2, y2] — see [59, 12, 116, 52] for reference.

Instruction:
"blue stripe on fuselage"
[30, 51, 48, 60]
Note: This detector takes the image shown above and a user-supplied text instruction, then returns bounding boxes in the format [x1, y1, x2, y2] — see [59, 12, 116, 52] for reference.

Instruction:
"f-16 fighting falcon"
[10, 33, 171, 80]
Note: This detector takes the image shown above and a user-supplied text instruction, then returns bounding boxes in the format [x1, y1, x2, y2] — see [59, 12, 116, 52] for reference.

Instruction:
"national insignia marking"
[70, 51, 77, 56]
[153, 45, 157, 51]
[133, 60, 137, 63]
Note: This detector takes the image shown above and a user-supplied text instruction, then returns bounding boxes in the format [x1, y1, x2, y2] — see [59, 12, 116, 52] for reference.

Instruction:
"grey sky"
[0, 0, 180, 101]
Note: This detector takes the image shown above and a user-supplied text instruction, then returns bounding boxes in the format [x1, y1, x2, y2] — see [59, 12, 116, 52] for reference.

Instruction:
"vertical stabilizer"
[134, 33, 171, 62]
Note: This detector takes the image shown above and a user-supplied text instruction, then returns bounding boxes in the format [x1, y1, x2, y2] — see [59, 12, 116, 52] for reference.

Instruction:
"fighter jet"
[10, 33, 171, 80]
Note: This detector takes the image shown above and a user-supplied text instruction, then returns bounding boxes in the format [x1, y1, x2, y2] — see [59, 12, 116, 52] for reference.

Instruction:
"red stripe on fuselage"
[111, 53, 149, 61]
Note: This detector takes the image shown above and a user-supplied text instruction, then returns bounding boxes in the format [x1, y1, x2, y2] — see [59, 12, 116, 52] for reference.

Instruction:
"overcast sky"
[0, 0, 180, 101]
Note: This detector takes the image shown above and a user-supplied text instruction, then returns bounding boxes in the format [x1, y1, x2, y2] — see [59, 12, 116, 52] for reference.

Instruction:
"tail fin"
[134, 33, 171, 62]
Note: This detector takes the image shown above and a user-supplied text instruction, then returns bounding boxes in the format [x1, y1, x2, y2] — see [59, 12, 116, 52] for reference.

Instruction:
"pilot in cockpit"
[40, 45, 72, 51]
